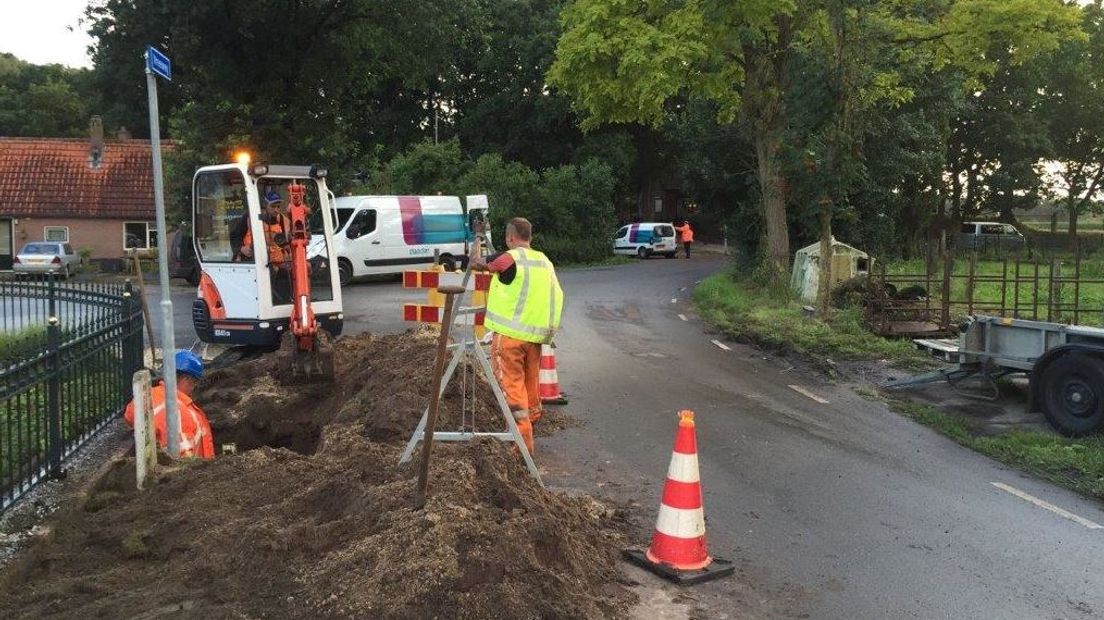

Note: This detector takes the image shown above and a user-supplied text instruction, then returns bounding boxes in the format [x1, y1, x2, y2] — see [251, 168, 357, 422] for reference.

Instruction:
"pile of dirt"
[0, 331, 623, 620]
[198, 328, 517, 447]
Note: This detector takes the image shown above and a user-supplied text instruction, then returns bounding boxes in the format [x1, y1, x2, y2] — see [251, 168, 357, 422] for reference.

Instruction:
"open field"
[883, 256, 1104, 327]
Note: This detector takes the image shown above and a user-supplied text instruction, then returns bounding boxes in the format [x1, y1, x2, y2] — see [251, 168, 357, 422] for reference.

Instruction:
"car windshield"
[22, 243, 59, 255]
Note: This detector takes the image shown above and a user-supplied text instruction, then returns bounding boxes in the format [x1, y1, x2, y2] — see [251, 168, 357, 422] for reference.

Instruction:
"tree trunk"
[1068, 198, 1079, 240]
[755, 132, 790, 280]
[816, 199, 833, 319]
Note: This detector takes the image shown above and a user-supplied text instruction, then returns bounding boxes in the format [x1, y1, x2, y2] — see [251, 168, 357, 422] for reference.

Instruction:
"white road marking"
[711, 339, 731, 351]
[991, 482, 1104, 530]
[670, 298, 677, 304]
[678, 314, 688, 322]
[788, 385, 829, 404]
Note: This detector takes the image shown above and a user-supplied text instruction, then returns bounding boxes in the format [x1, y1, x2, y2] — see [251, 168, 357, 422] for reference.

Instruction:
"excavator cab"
[191, 162, 343, 382]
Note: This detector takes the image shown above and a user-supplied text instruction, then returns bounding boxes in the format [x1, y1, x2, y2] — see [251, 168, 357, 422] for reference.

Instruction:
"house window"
[44, 226, 69, 243]
[124, 222, 157, 249]
[653, 195, 663, 214]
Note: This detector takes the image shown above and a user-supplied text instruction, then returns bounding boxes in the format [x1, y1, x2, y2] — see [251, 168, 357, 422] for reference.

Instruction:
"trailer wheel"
[1040, 354, 1104, 437]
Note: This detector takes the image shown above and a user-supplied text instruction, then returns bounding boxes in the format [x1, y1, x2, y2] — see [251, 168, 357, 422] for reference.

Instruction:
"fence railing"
[0, 275, 144, 511]
[866, 249, 1104, 337]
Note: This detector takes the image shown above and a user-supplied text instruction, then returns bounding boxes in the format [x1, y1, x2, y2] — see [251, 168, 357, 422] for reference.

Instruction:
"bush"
[368, 141, 618, 264]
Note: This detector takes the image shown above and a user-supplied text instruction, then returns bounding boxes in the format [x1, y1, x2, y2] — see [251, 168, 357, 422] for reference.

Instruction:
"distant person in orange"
[124, 350, 215, 459]
[674, 220, 694, 258]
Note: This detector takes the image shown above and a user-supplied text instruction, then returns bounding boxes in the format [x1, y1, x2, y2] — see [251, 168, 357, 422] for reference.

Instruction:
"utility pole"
[144, 45, 179, 457]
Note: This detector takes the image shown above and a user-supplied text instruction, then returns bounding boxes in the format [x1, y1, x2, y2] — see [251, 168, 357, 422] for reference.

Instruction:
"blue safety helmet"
[264, 189, 282, 206]
[174, 350, 204, 380]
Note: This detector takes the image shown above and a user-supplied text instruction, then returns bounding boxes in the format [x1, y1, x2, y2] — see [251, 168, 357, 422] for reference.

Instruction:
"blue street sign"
[145, 46, 171, 81]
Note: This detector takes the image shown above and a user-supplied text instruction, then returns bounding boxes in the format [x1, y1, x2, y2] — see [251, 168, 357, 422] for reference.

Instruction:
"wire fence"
[866, 248, 1104, 337]
[0, 275, 144, 511]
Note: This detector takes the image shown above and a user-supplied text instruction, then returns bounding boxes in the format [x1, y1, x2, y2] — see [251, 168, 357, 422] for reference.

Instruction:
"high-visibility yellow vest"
[485, 247, 563, 343]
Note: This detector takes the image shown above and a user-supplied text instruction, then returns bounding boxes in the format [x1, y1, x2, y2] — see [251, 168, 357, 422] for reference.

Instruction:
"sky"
[0, 0, 95, 68]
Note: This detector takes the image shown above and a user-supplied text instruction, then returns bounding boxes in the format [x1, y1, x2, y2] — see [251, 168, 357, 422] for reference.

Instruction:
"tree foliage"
[0, 53, 99, 137]
[551, 0, 1084, 275]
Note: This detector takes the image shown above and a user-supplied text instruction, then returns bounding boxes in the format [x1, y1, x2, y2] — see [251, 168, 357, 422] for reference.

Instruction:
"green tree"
[550, 0, 1081, 280]
[1042, 0, 1104, 240]
[0, 53, 98, 137]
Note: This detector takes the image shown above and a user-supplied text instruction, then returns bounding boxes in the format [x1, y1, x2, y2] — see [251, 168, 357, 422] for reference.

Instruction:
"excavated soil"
[0, 330, 629, 620]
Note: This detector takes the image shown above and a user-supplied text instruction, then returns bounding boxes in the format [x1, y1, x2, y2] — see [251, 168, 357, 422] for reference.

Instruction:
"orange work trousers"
[490, 333, 542, 455]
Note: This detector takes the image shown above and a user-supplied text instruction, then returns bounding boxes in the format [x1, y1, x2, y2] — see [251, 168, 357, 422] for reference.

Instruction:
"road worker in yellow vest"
[469, 217, 564, 455]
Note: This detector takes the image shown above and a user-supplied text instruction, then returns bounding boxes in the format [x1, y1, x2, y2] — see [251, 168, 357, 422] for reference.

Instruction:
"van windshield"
[310, 208, 354, 234]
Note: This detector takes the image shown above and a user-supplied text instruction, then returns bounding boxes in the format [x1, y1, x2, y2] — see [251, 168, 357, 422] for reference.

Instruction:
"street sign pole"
[144, 46, 179, 457]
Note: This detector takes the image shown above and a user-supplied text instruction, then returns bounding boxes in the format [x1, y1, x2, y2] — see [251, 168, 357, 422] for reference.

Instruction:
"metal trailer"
[884, 315, 1104, 436]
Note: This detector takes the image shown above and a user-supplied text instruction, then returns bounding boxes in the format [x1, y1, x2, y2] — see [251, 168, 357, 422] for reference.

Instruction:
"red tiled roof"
[0, 137, 174, 220]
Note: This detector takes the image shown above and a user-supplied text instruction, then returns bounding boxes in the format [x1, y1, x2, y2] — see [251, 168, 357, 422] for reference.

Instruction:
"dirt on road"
[0, 330, 630, 620]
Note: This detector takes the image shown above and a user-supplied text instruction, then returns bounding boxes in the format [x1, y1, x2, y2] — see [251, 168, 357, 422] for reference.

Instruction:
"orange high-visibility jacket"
[125, 384, 216, 459]
[674, 223, 694, 243]
[242, 216, 290, 267]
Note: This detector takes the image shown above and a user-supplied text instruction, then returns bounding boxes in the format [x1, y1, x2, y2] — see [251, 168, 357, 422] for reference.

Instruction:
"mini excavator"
[190, 160, 342, 383]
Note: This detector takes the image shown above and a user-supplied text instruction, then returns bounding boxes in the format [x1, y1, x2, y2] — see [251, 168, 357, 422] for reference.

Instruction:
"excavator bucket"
[278, 330, 335, 384]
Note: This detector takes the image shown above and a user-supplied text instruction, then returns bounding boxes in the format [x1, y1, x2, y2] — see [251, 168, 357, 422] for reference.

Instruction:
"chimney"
[116, 126, 132, 140]
[89, 116, 104, 169]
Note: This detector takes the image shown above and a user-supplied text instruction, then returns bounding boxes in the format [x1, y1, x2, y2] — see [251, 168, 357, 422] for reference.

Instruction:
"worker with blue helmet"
[175, 350, 204, 380]
[124, 350, 215, 459]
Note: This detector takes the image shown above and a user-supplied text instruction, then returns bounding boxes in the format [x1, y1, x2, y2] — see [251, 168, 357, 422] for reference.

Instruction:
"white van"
[312, 195, 490, 285]
[612, 222, 678, 258]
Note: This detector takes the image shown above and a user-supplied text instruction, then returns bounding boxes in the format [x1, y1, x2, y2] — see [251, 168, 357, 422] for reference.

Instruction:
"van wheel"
[1040, 353, 1104, 437]
[637, 247, 651, 259]
[665, 253, 677, 259]
[338, 258, 353, 287]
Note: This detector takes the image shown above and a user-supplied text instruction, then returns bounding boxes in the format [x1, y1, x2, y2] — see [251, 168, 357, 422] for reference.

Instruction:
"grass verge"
[874, 393, 1104, 502]
[693, 271, 935, 370]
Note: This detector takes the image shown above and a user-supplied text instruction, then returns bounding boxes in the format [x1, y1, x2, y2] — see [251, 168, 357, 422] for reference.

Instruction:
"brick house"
[0, 122, 169, 270]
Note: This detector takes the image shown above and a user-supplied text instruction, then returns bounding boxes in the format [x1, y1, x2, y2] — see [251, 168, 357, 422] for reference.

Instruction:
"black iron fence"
[0, 275, 144, 511]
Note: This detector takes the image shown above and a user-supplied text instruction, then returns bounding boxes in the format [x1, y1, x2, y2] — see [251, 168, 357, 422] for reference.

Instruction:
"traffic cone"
[538, 344, 568, 406]
[624, 410, 734, 585]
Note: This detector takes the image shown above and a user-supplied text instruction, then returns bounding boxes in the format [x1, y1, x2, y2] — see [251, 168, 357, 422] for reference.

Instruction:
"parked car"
[957, 221, 1026, 251]
[13, 241, 81, 278]
[613, 222, 678, 258]
[169, 230, 200, 285]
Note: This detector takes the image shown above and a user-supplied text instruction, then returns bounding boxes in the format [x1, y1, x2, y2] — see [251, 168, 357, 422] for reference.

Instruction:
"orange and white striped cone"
[624, 410, 734, 585]
[538, 344, 568, 406]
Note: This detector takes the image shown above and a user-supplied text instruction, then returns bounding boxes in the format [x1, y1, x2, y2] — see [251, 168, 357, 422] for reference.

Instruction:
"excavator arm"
[280, 181, 334, 383]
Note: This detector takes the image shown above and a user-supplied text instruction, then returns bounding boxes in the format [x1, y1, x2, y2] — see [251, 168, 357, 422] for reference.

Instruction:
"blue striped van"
[613, 222, 678, 259]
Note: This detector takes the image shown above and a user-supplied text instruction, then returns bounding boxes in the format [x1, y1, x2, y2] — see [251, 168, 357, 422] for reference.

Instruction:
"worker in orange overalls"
[470, 217, 563, 456]
[240, 189, 292, 302]
[124, 350, 215, 459]
[674, 220, 694, 258]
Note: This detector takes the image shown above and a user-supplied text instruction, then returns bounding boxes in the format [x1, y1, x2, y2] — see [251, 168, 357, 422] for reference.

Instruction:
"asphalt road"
[140, 274, 411, 351]
[145, 258, 1104, 618]
[539, 256, 1104, 619]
